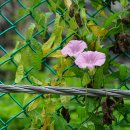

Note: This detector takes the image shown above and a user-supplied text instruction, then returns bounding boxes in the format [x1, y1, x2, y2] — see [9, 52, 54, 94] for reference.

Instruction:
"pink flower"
[75, 51, 106, 69]
[61, 40, 87, 58]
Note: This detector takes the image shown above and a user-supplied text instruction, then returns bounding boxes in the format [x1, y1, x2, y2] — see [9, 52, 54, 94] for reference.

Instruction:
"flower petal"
[61, 46, 71, 56]
[94, 51, 106, 66]
[61, 40, 87, 57]
[75, 53, 88, 68]
[75, 51, 106, 69]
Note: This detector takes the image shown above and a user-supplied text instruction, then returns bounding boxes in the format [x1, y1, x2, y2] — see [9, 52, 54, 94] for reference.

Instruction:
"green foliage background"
[0, 0, 130, 130]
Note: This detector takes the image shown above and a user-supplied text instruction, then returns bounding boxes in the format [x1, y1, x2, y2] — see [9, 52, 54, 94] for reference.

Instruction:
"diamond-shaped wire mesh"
[0, 0, 130, 129]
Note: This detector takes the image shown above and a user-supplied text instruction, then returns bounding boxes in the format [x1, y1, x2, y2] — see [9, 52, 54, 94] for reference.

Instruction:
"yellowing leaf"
[28, 98, 40, 111]
[42, 34, 56, 54]
[91, 26, 108, 36]
[42, 13, 63, 57]
[95, 36, 103, 50]
[53, 64, 61, 72]
[42, 14, 63, 57]
[89, 42, 95, 50]
[54, 26, 63, 48]
[64, 0, 72, 9]
[42, 48, 51, 56]
[44, 97, 56, 113]
[40, 116, 53, 130]
[15, 64, 24, 83]
[80, 8, 87, 21]
[50, 79, 61, 86]
[13, 53, 21, 64]
[48, 50, 64, 58]
[23, 94, 37, 105]
[97, 5, 107, 18]
[60, 96, 71, 104]
[42, 26, 63, 57]
[88, 21, 108, 37]
[53, 58, 73, 78]
[54, 13, 61, 29]
[29, 75, 43, 86]
[49, 121, 54, 130]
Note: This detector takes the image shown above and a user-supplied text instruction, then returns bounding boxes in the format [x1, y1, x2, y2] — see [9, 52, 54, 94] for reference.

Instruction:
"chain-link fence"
[0, 0, 130, 130]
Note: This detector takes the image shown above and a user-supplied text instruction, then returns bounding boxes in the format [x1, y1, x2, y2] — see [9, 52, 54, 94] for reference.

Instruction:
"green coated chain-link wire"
[0, 0, 130, 129]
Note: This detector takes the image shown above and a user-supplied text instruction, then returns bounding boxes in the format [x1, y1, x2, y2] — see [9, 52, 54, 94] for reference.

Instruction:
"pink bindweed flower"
[61, 40, 87, 58]
[75, 51, 106, 69]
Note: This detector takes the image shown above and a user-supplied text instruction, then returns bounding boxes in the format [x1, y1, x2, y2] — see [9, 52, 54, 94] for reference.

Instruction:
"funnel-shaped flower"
[75, 51, 106, 69]
[61, 40, 87, 58]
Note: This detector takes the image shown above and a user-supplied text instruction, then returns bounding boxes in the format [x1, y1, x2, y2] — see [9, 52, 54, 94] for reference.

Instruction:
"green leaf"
[32, 11, 47, 36]
[90, 0, 102, 9]
[94, 67, 104, 88]
[21, 46, 34, 70]
[82, 73, 91, 86]
[68, 17, 78, 30]
[31, 38, 42, 50]
[86, 33, 95, 43]
[32, 0, 41, 6]
[54, 13, 61, 29]
[80, 8, 87, 21]
[78, 0, 86, 9]
[0, 52, 11, 65]
[26, 23, 36, 40]
[28, 110, 43, 129]
[52, 14, 63, 47]
[32, 50, 43, 70]
[15, 64, 24, 83]
[120, 0, 128, 8]
[52, 115, 70, 130]
[79, 121, 95, 130]
[54, 26, 63, 47]
[86, 97, 97, 113]
[77, 106, 86, 122]
[66, 29, 75, 43]
[105, 24, 122, 37]
[119, 64, 128, 80]
[13, 41, 20, 50]
[47, 0, 57, 11]
[18, 8, 29, 16]
[69, 66, 84, 78]
[30, 39, 43, 70]
[112, 125, 121, 130]
[104, 72, 119, 85]
[103, 12, 122, 28]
